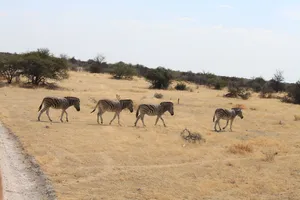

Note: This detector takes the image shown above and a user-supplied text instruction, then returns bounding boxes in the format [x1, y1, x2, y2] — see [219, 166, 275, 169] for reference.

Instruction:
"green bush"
[145, 67, 173, 89]
[0, 54, 23, 84]
[111, 62, 137, 80]
[175, 82, 187, 90]
[20, 48, 69, 85]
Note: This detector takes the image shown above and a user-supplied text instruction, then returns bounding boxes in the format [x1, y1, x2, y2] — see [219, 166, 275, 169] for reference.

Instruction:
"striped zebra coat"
[213, 108, 243, 132]
[91, 99, 134, 125]
[38, 96, 80, 122]
[134, 101, 174, 127]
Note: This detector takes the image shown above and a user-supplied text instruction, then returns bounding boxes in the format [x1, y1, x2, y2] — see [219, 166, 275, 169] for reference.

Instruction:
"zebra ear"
[116, 94, 121, 100]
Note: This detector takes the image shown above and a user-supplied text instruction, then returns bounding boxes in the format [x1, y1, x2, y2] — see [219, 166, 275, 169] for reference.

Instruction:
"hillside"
[0, 71, 300, 199]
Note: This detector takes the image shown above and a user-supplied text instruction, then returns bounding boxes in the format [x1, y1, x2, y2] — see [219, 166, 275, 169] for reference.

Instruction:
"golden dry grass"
[228, 143, 253, 154]
[1, 71, 300, 199]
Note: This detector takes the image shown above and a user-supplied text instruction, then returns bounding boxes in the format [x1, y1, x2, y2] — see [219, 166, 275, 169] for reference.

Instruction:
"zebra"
[134, 101, 174, 127]
[213, 108, 244, 132]
[90, 99, 134, 125]
[38, 96, 80, 122]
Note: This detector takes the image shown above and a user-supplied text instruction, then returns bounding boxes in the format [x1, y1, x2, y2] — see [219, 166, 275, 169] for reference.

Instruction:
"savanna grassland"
[1, 71, 300, 200]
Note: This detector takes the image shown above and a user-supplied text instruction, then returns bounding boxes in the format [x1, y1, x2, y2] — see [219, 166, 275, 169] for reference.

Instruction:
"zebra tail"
[136, 105, 140, 118]
[91, 101, 99, 113]
[213, 113, 216, 122]
[38, 99, 44, 112]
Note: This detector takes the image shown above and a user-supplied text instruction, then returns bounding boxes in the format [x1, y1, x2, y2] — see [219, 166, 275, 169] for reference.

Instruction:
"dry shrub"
[180, 128, 206, 144]
[294, 115, 300, 121]
[262, 151, 278, 162]
[228, 143, 253, 154]
[154, 93, 163, 99]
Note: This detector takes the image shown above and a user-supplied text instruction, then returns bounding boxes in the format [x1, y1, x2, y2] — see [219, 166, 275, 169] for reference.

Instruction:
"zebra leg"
[141, 115, 146, 127]
[38, 106, 48, 121]
[45, 108, 53, 122]
[134, 115, 141, 126]
[214, 120, 218, 131]
[117, 112, 122, 126]
[97, 110, 104, 124]
[217, 119, 222, 131]
[65, 110, 69, 122]
[160, 116, 167, 127]
[223, 120, 229, 130]
[109, 113, 118, 125]
[154, 116, 160, 126]
[230, 120, 234, 131]
[60, 110, 65, 122]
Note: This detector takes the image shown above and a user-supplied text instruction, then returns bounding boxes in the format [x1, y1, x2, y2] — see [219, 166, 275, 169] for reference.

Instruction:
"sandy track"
[0, 122, 56, 200]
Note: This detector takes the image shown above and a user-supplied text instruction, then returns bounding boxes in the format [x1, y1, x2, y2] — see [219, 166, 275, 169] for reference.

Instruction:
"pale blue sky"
[0, 1, 300, 82]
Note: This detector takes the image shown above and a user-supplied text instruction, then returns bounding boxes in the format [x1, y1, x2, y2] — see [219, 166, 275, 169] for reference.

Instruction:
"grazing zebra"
[90, 99, 134, 125]
[213, 108, 244, 132]
[134, 101, 174, 127]
[38, 96, 80, 122]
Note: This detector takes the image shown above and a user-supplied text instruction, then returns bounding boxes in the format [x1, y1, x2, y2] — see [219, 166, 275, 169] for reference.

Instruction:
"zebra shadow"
[31, 120, 62, 124]
[86, 123, 123, 127]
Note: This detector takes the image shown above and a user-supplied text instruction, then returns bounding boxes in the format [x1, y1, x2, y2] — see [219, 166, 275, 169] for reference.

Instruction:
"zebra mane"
[160, 101, 173, 106]
[64, 96, 80, 103]
[160, 102, 173, 111]
[120, 99, 133, 109]
[231, 107, 241, 112]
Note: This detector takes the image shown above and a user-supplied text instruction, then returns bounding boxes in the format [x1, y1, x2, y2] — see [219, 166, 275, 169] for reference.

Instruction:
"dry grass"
[294, 115, 300, 121]
[228, 143, 253, 154]
[262, 151, 278, 162]
[1, 71, 300, 200]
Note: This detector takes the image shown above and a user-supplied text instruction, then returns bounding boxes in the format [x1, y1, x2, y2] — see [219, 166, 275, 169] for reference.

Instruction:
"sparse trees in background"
[20, 48, 69, 85]
[285, 81, 300, 104]
[260, 82, 274, 98]
[89, 54, 106, 73]
[145, 67, 173, 89]
[270, 70, 285, 92]
[246, 77, 266, 92]
[0, 54, 23, 84]
[111, 62, 137, 79]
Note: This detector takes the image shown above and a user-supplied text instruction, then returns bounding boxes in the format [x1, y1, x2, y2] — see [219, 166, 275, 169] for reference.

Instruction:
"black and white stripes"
[134, 102, 174, 127]
[90, 99, 134, 125]
[213, 108, 243, 132]
[38, 96, 80, 122]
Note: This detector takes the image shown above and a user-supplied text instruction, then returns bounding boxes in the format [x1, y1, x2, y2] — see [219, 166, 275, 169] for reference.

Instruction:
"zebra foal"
[90, 99, 134, 125]
[213, 108, 243, 132]
[134, 101, 174, 127]
[38, 96, 80, 122]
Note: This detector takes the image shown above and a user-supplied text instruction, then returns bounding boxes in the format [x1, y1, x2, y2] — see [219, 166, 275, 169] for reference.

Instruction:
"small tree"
[111, 62, 137, 79]
[270, 70, 285, 92]
[20, 49, 69, 85]
[89, 54, 105, 73]
[145, 67, 173, 89]
[0, 54, 23, 84]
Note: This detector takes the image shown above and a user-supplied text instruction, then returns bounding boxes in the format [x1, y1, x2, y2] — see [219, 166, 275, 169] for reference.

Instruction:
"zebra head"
[232, 108, 243, 119]
[120, 99, 134, 113]
[65, 96, 80, 111]
[160, 102, 174, 116]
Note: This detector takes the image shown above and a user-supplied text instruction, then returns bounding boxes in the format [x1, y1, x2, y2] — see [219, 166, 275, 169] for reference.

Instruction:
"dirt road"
[0, 122, 56, 200]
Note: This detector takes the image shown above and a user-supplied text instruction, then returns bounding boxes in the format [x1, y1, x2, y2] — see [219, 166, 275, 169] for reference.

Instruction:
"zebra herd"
[37, 96, 244, 131]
